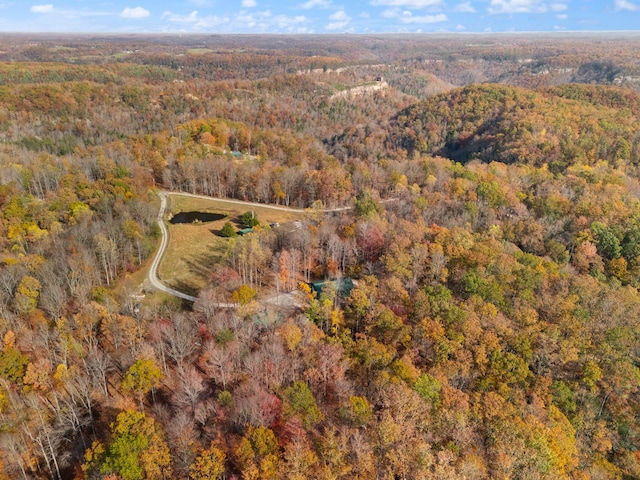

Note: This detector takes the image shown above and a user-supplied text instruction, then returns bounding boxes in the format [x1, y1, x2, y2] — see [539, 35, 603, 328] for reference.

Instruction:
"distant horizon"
[2, 30, 640, 36]
[1, 0, 639, 34]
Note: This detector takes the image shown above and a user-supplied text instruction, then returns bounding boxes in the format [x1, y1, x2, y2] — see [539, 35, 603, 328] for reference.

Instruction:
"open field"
[158, 193, 309, 295]
[187, 48, 215, 54]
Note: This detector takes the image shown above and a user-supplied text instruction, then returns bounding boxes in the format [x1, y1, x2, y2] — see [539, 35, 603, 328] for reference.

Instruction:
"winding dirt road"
[148, 193, 200, 302]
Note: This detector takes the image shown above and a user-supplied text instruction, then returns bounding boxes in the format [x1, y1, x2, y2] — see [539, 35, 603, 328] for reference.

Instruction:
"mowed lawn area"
[158, 194, 309, 296]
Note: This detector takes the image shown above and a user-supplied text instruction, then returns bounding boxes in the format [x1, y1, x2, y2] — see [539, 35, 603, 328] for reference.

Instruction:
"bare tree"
[173, 364, 206, 414]
[83, 345, 113, 398]
[200, 340, 238, 390]
[166, 409, 198, 476]
[21, 395, 64, 480]
[0, 430, 30, 480]
[160, 313, 197, 368]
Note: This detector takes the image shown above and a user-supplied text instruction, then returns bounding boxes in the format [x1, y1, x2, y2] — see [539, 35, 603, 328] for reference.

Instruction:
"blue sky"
[0, 0, 638, 33]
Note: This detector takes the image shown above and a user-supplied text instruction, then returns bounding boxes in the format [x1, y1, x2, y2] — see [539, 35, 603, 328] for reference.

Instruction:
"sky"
[0, 0, 638, 34]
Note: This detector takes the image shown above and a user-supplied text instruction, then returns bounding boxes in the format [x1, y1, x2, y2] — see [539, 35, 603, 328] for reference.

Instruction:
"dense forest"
[0, 33, 639, 479]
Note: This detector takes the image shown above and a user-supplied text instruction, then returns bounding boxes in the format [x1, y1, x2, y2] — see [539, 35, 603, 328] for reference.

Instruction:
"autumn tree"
[189, 445, 226, 480]
[282, 381, 323, 429]
[234, 426, 279, 480]
[84, 410, 172, 480]
[121, 358, 163, 408]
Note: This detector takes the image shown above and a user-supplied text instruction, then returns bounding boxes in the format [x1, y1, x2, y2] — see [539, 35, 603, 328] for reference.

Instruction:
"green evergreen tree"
[220, 221, 237, 237]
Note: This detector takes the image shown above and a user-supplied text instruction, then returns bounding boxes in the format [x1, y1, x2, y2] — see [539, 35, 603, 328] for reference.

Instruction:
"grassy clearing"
[159, 194, 308, 295]
[187, 48, 215, 55]
[169, 195, 308, 224]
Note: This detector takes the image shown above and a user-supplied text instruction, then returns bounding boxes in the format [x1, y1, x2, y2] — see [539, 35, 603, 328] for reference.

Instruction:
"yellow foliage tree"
[189, 445, 225, 480]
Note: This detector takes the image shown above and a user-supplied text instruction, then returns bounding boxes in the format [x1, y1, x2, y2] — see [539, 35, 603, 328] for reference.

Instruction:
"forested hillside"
[0, 34, 639, 480]
[387, 83, 640, 167]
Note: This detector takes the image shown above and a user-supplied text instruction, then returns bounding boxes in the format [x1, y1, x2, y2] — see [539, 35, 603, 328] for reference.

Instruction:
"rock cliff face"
[329, 80, 389, 100]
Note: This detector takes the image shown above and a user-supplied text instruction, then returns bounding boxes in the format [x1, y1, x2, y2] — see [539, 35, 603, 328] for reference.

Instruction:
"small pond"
[170, 211, 226, 224]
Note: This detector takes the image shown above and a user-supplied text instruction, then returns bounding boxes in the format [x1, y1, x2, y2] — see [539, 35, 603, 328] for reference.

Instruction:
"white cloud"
[615, 0, 639, 10]
[161, 9, 310, 32]
[31, 4, 53, 13]
[162, 10, 208, 24]
[360, 11, 371, 17]
[299, 0, 332, 8]
[371, 0, 442, 7]
[273, 14, 308, 27]
[381, 8, 401, 17]
[329, 10, 351, 20]
[556, 13, 567, 18]
[550, 2, 567, 10]
[488, 0, 547, 14]
[400, 11, 447, 22]
[121, 7, 150, 18]
[242, 0, 257, 7]
[236, 13, 257, 27]
[326, 9, 351, 29]
[454, 1, 476, 12]
[381, 8, 446, 21]
[456, 23, 466, 29]
[326, 21, 349, 29]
